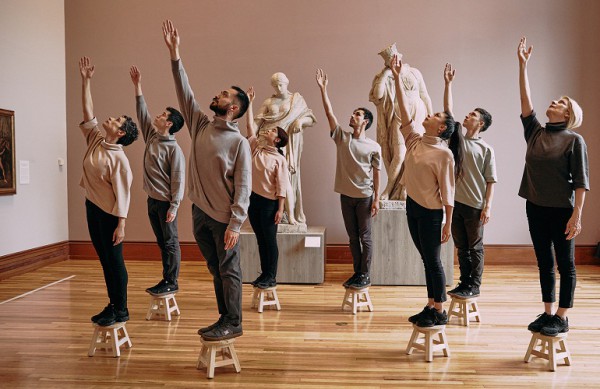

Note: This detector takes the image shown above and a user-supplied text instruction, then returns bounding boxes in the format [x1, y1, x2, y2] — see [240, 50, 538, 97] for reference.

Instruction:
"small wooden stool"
[251, 286, 281, 313]
[146, 292, 180, 321]
[341, 286, 373, 315]
[406, 324, 450, 362]
[196, 338, 241, 379]
[88, 322, 132, 357]
[448, 296, 481, 326]
[524, 332, 571, 371]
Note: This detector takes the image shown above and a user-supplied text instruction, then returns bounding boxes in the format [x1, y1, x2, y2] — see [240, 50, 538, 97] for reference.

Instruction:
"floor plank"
[0, 260, 599, 387]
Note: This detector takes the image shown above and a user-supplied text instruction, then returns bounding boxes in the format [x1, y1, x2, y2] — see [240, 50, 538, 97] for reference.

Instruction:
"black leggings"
[248, 192, 279, 281]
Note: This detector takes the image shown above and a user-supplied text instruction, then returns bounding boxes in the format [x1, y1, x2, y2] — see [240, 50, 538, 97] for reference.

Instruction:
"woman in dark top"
[518, 37, 589, 337]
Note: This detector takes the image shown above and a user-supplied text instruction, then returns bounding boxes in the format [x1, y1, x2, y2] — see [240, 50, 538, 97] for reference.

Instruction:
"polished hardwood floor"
[1, 259, 599, 388]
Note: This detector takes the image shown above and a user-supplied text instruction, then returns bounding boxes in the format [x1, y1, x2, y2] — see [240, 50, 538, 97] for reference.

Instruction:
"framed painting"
[0, 109, 16, 195]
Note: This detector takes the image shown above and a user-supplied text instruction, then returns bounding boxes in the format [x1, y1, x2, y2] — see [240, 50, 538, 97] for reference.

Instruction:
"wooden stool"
[524, 332, 571, 371]
[341, 286, 373, 315]
[448, 296, 481, 326]
[251, 286, 281, 313]
[88, 322, 132, 357]
[406, 324, 450, 362]
[196, 338, 241, 379]
[146, 292, 180, 321]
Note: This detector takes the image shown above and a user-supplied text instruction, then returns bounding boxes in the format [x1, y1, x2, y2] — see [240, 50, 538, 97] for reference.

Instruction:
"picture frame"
[0, 109, 16, 195]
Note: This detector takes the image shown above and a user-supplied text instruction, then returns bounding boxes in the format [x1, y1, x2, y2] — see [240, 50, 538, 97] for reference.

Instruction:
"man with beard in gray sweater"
[163, 20, 251, 341]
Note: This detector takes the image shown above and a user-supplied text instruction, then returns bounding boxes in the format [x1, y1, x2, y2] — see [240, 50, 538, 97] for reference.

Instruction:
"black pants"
[86, 199, 128, 310]
[340, 194, 373, 275]
[147, 197, 181, 284]
[248, 192, 279, 281]
[192, 205, 242, 325]
[451, 201, 485, 287]
[526, 201, 576, 308]
[406, 196, 446, 303]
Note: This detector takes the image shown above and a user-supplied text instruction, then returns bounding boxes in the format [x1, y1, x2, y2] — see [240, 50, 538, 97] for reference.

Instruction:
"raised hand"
[518, 36, 532, 65]
[79, 56, 95, 80]
[315, 68, 328, 89]
[390, 53, 402, 79]
[129, 65, 141, 86]
[444, 63, 455, 84]
[246, 86, 255, 103]
[162, 20, 180, 55]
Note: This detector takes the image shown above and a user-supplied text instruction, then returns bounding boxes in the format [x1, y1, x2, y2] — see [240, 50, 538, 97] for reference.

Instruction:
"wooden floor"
[1, 260, 599, 388]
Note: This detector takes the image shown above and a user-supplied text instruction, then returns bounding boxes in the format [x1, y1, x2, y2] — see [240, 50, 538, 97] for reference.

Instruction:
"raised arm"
[315, 68, 339, 133]
[79, 57, 95, 123]
[245, 87, 258, 138]
[443, 63, 455, 117]
[518, 37, 534, 117]
[130, 66, 154, 141]
[162, 20, 207, 134]
[391, 54, 411, 126]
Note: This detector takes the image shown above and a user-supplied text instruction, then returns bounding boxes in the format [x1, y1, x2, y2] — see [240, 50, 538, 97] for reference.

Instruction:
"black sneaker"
[95, 305, 117, 327]
[149, 281, 178, 296]
[146, 280, 166, 295]
[416, 308, 448, 327]
[453, 286, 480, 298]
[447, 283, 466, 297]
[201, 322, 243, 341]
[348, 274, 371, 289]
[91, 304, 114, 323]
[528, 312, 552, 332]
[256, 279, 276, 289]
[540, 315, 569, 336]
[198, 316, 225, 335]
[251, 274, 268, 286]
[409, 306, 433, 324]
[115, 308, 129, 322]
[343, 273, 359, 288]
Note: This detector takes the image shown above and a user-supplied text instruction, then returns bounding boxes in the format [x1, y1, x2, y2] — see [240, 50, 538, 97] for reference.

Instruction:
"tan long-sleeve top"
[248, 135, 288, 200]
[79, 118, 133, 218]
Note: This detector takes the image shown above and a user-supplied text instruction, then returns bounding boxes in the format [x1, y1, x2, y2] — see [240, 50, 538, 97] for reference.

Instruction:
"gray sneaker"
[198, 316, 225, 335]
[201, 322, 243, 341]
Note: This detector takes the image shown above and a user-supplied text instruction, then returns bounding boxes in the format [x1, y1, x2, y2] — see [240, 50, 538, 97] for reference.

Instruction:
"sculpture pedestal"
[240, 225, 326, 284]
[372, 202, 454, 285]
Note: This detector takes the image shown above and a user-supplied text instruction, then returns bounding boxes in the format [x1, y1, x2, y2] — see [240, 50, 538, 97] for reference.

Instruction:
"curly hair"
[117, 116, 139, 146]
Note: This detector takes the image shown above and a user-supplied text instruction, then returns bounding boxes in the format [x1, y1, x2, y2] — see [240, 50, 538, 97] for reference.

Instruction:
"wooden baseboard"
[1, 241, 597, 280]
[0, 241, 69, 280]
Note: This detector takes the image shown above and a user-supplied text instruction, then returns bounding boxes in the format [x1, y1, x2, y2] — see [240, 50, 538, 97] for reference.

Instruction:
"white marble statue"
[255, 72, 316, 226]
[369, 43, 433, 200]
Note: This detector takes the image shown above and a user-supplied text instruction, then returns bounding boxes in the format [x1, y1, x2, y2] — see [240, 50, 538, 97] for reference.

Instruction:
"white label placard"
[304, 236, 321, 248]
[19, 160, 30, 184]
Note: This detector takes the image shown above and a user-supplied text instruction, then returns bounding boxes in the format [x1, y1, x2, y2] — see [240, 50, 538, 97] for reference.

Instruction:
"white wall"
[0, 0, 68, 256]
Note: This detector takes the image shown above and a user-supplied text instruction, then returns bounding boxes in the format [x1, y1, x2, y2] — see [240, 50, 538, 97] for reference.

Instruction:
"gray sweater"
[136, 95, 185, 215]
[519, 112, 589, 208]
[171, 59, 251, 232]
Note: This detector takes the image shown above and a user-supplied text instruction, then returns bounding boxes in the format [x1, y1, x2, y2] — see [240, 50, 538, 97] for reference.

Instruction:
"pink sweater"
[249, 136, 289, 200]
[400, 121, 455, 209]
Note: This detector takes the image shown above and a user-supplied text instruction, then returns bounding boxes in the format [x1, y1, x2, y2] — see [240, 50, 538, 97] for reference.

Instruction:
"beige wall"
[65, 0, 599, 245]
[0, 0, 68, 256]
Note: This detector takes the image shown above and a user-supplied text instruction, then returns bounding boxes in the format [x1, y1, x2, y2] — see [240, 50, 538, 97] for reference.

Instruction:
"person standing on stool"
[163, 20, 251, 341]
[245, 87, 289, 289]
[391, 55, 464, 327]
[443, 64, 497, 299]
[517, 37, 589, 337]
[78, 57, 139, 327]
[315, 69, 382, 289]
[129, 66, 185, 296]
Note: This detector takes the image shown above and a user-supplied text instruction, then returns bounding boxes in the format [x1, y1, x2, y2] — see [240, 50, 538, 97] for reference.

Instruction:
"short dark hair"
[231, 86, 249, 119]
[117, 115, 138, 146]
[357, 107, 374, 130]
[475, 108, 492, 132]
[166, 107, 184, 135]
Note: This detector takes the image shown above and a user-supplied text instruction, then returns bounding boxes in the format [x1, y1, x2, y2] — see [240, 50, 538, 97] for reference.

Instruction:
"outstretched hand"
[390, 53, 402, 79]
[130, 65, 141, 86]
[444, 63, 455, 83]
[316, 68, 328, 89]
[79, 56, 95, 80]
[162, 20, 180, 51]
[518, 36, 532, 65]
[246, 86, 255, 103]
